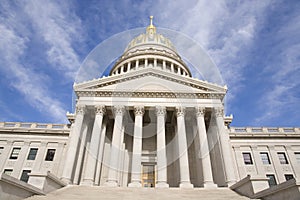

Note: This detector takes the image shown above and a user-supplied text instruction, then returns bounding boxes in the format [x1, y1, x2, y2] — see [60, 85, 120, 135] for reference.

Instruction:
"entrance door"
[141, 165, 155, 187]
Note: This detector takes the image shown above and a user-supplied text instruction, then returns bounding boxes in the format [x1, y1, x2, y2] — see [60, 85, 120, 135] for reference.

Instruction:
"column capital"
[176, 106, 185, 117]
[214, 107, 224, 117]
[113, 105, 125, 116]
[95, 105, 106, 116]
[134, 106, 144, 116]
[156, 106, 166, 117]
[195, 107, 205, 117]
[76, 104, 86, 115]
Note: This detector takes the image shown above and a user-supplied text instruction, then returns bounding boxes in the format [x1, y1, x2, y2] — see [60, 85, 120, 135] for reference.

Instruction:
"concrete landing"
[26, 186, 252, 200]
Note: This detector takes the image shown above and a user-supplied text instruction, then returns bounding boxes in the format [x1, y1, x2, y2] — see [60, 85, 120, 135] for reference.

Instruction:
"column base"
[155, 182, 169, 188]
[104, 180, 118, 187]
[179, 182, 194, 189]
[80, 179, 94, 186]
[128, 181, 142, 187]
[203, 181, 217, 188]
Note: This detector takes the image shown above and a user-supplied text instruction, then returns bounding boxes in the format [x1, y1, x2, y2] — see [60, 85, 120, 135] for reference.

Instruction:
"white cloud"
[151, 0, 272, 112]
[254, 13, 300, 124]
[0, 23, 67, 122]
[23, 0, 83, 79]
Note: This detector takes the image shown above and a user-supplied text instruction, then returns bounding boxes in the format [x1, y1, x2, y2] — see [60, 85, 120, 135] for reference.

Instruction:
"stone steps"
[26, 186, 253, 200]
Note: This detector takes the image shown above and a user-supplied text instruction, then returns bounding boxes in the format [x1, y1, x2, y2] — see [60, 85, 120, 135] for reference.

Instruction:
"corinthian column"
[128, 106, 144, 187]
[176, 106, 193, 188]
[214, 107, 236, 185]
[82, 105, 106, 185]
[105, 105, 125, 187]
[155, 106, 169, 188]
[62, 105, 86, 183]
[195, 107, 216, 188]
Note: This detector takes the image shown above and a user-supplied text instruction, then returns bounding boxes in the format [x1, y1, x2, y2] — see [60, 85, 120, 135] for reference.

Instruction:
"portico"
[61, 17, 236, 188]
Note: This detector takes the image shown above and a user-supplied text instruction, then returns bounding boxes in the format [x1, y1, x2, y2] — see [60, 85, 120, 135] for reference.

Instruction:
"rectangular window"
[278, 152, 289, 164]
[9, 147, 21, 160]
[266, 174, 277, 187]
[295, 152, 300, 164]
[285, 174, 294, 181]
[20, 170, 31, 183]
[260, 152, 271, 164]
[27, 148, 38, 160]
[45, 149, 56, 161]
[3, 169, 13, 176]
[242, 152, 253, 165]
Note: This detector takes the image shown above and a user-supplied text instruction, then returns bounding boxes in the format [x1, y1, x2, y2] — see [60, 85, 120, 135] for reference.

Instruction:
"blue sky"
[0, 0, 299, 127]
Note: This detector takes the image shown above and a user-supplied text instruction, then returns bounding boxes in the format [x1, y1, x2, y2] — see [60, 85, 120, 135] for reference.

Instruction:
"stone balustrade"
[0, 122, 70, 133]
[229, 127, 300, 134]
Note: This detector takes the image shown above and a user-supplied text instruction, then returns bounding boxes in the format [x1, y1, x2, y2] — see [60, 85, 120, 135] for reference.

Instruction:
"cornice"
[74, 68, 226, 95]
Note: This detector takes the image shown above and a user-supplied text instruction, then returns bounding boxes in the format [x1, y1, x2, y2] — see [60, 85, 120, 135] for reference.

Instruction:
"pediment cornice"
[74, 68, 226, 99]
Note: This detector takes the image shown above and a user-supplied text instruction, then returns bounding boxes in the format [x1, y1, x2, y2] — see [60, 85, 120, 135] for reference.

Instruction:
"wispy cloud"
[254, 11, 300, 125]
[0, 23, 67, 122]
[23, 0, 83, 78]
[0, 0, 84, 122]
[151, 0, 272, 111]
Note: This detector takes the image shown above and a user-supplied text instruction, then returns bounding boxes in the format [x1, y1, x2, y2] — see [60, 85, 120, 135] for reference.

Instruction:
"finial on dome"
[146, 15, 156, 34]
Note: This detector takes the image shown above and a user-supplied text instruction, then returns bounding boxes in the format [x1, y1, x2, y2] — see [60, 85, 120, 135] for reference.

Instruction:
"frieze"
[77, 91, 224, 99]
[7, 161, 15, 167]
[264, 166, 273, 172]
[24, 162, 33, 167]
[282, 165, 291, 172]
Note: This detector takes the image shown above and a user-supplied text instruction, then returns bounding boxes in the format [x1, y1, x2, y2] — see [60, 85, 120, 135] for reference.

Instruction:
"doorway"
[141, 164, 155, 187]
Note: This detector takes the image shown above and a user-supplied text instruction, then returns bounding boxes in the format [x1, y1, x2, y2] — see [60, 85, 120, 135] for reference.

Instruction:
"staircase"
[26, 186, 253, 200]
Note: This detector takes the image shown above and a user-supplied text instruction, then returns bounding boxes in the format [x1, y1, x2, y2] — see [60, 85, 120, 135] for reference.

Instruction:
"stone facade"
[0, 18, 299, 199]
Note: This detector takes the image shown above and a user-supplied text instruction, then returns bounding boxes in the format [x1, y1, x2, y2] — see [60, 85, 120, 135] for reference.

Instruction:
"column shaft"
[156, 106, 169, 188]
[176, 107, 193, 188]
[215, 107, 236, 185]
[82, 105, 106, 185]
[195, 107, 216, 188]
[135, 60, 139, 70]
[61, 105, 85, 183]
[94, 121, 107, 185]
[129, 106, 144, 187]
[105, 105, 125, 186]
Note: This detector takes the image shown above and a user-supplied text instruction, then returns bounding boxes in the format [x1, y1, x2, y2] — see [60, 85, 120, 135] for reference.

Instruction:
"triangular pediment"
[74, 68, 226, 99]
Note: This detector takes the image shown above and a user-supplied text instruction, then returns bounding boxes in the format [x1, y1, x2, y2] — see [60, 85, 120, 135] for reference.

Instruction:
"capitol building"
[0, 18, 299, 200]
